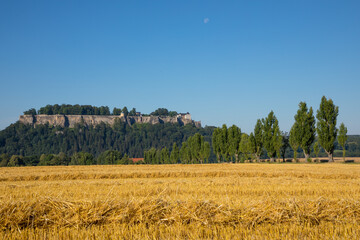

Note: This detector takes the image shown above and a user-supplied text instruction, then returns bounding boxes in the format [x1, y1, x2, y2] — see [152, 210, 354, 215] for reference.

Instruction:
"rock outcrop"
[19, 114, 201, 128]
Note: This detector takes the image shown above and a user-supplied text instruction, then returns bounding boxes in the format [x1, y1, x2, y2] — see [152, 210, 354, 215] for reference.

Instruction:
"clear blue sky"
[1, 0, 360, 134]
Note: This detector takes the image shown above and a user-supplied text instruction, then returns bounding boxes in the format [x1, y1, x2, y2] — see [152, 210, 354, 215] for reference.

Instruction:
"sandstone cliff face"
[19, 114, 201, 128]
[20, 115, 67, 126]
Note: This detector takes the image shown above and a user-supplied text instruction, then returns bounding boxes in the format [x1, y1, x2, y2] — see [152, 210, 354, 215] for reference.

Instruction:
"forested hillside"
[1, 119, 359, 164]
[0, 120, 214, 158]
[1, 100, 360, 167]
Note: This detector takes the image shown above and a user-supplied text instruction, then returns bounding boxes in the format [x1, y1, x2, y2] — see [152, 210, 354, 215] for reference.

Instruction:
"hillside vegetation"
[1, 98, 360, 167]
[1, 120, 359, 167]
[0, 121, 214, 158]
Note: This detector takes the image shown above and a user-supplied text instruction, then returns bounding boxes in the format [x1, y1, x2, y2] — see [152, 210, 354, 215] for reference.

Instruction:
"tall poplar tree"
[190, 133, 203, 164]
[239, 133, 251, 162]
[179, 142, 188, 164]
[200, 141, 211, 163]
[227, 125, 241, 162]
[262, 111, 282, 162]
[316, 96, 339, 162]
[161, 147, 170, 164]
[170, 143, 179, 164]
[249, 119, 264, 162]
[212, 128, 221, 163]
[289, 125, 300, 161]
[219, 124, 229, 162]
[338, 123, 348, 161]
[291, 102, 316, 160]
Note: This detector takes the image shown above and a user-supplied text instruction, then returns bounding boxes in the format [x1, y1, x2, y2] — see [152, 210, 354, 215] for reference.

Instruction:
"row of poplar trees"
[212, 96, 348, 163]
[212, 113, 281, 163]
[289, 96, 347, 162]
[144, 133, 211, 164]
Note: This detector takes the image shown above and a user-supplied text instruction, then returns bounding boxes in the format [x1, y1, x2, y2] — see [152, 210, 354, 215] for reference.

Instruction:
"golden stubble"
[1, 163, 360, 239]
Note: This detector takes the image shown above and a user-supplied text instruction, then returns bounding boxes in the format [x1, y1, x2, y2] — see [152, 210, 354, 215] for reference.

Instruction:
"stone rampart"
[19, 114, 201, 128]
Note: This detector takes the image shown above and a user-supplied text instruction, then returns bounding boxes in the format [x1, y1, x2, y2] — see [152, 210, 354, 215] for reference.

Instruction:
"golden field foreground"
[1, 163, 360, 239]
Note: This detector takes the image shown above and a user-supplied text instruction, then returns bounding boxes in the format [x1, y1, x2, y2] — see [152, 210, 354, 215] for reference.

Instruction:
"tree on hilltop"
[151, 108, 169, 116]
[24, 108, 37, 115]
[112, 107, 122, 115]
[169, 111, 178, 117]
[129, 108, 137, 116]
[122, 107, 129, 117]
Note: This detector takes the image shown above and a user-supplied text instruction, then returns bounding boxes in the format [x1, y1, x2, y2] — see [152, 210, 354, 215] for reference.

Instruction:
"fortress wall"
[159, 116, 179, 124]
[21, 115, 67, 127]
[130, 116, 160, 125]
[194, 121, 202, 128]
[19, 115, 35, 125]
[19, 114, 201, 128]
[73, 115, 120, 128]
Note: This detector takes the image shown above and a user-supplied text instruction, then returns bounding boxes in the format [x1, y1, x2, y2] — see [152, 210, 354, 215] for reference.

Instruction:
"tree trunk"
[235, 154, 239, 163]
[328, 152, 334, 162]
[303, 150, 309, 161]
[270, 157, 275, 163]
[293, 150, 297, 162]
[217, 153, 220, 163]
[256, 155, 260, 163]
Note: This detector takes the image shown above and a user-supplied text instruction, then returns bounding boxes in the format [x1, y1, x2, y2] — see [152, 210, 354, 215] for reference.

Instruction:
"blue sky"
[1, 0, 359, 134]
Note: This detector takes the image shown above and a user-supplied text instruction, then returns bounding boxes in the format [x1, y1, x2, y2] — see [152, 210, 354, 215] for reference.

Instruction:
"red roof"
[131, 158, 144, 163]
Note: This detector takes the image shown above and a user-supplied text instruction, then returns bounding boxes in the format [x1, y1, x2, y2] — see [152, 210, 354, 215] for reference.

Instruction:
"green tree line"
[144, 133, 211, 164]
[211, 111, 283, 163]
[0, 151, 136, 167]
[1, 97, 358, 167]
[210, 96, 353, 163]
[24, 105, 180, 117]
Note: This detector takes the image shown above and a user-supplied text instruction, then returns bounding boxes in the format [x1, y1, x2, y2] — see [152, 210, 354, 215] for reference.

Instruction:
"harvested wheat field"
[1, 163, 360, 239]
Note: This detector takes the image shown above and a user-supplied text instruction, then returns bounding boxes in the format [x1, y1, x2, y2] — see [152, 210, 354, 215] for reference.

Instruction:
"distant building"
[177, 112, 191, 120]
[131, 158, 144, 163]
